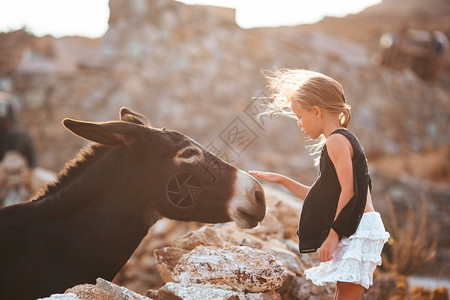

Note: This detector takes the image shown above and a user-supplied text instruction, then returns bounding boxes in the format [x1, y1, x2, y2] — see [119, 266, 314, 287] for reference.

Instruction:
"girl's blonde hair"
[263, 69, 351, 163]
[264, 69, 351, 127]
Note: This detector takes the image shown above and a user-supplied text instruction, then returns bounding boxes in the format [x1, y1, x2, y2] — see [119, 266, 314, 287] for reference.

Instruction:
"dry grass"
[364, 273, 449, 300]
[411, 286, 450, 300]
[382, 195, 437, 276]
[363, 195, 447, 300]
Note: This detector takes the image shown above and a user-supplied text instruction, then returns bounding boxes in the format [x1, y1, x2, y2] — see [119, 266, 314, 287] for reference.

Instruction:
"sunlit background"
[0, 0, 449, 295]
[0, 0, 381, 37]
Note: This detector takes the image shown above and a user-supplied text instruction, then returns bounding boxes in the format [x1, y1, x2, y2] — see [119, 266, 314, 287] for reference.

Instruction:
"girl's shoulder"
[330, 128, 356, 138]
[329, 128, 360, 145]
[325, 131, 353, 159]
[328, 128, 367, 159]
[326, 131, 351, 144]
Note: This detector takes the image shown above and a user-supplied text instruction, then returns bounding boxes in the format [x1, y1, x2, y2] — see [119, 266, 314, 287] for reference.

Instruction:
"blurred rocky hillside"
[296, 0, 450, 51]
[1, 0, 449, 292]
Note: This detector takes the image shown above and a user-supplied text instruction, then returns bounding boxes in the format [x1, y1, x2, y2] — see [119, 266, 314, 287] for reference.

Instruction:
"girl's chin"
[303, 130, 319, 139]
[307, 133, 320, 139]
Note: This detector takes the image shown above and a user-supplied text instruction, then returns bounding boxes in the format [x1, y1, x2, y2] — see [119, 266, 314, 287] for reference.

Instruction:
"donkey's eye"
[180, 148, 200, 158]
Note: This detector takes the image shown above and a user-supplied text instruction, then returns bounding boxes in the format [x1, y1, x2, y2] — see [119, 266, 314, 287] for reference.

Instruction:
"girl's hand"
[248, 171, 284, 184]
[318, 229, 339, 262]
[249, 171, 310, 200]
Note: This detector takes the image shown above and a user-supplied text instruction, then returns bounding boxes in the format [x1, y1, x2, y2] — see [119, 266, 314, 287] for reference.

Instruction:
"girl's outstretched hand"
[248, 171, 284, 184]
[249, 171, 309, 199]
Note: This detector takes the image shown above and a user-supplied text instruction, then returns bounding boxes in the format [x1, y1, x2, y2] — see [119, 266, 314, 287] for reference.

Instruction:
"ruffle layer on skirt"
[305, 212, 390, 289]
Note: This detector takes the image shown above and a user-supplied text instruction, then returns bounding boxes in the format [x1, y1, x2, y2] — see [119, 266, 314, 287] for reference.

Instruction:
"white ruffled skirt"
[304, 212, 390, 289]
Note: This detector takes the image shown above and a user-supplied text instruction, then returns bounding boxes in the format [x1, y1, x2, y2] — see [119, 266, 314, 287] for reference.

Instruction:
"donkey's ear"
[63, 118, 140, 146]
[120, 107, 151, 127]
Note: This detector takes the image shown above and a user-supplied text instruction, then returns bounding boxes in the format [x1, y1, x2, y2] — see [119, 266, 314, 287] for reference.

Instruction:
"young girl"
[249, 69, 389, 299]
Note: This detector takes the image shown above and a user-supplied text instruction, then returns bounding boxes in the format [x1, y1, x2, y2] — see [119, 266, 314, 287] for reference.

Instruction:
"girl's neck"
[320, 109, 345, 138]
[322, 119, 345, 138]
[323, 126, 346, 138]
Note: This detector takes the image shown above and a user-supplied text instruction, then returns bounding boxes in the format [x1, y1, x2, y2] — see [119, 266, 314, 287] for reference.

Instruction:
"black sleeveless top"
[297, 129, 371, 253]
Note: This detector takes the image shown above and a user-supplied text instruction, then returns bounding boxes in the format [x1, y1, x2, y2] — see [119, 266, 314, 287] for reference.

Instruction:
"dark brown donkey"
[0, 107, 265, 300]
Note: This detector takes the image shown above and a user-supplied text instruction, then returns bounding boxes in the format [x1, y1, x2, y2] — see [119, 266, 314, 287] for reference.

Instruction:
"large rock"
[171, 225, 226, 250]
[39, 294, 81, 300]
[155, 283, 281, 300]
[152, 222, 334, 299]
[153, 247, 189, 283]
[39, 278, 152, 300]
[173, 245, 287, 293]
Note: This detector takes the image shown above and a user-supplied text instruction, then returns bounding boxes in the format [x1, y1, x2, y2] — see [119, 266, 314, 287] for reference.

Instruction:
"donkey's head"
[63, 107, 265, 228]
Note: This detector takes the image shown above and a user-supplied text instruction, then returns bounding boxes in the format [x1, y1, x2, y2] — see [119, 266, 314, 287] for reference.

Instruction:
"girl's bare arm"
[317, 133, 354, 262]
[326, 134, 355, 221]
[248, 171, 310, 200]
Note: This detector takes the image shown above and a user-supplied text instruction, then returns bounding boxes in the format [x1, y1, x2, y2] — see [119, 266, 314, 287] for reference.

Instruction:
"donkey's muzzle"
[228, 170, 266, 229]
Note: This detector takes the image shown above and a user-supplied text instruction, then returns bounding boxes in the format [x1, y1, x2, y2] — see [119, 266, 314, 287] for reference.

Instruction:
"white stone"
[173, 246, 287, 293]
[159, 283, 281, 300]
[65, 278, 152, 300]
[38, 293, 81, 300]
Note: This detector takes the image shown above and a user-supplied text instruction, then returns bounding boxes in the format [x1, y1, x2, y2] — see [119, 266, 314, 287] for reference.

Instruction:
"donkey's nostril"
[255, 190, 265, 206]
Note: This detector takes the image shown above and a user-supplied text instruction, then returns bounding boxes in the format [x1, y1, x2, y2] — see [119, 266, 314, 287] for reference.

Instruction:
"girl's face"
[291, 101, 322, 139]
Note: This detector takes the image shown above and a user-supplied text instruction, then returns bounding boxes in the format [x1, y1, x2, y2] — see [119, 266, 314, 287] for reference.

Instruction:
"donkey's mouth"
[233, 209, 260, 229]
[228, 170, 266, 229]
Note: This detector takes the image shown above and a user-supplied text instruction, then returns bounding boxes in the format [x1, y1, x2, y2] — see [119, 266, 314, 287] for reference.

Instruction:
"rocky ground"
[36, 186, 448, 299]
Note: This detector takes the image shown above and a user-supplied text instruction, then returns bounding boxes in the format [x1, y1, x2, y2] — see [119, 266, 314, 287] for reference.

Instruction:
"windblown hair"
[262, 69, 351, 163]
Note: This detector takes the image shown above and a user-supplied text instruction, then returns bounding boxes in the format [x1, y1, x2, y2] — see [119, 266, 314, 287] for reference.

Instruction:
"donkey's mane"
[32, 144, 109, 202]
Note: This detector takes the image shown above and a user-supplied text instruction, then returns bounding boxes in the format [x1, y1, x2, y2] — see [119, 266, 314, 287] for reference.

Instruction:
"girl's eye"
[180, 148, 200, 158]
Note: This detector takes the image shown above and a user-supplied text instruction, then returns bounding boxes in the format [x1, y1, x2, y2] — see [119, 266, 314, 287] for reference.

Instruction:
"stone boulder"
[171, 225, 227, 250]
[152, 223, 332, 300]
[39, 278, 152, 300]
[173, 245, 287, 293]
[153, 283, 281, 300]
[154, 247, 189, 283]
[151, 244, 288, 299]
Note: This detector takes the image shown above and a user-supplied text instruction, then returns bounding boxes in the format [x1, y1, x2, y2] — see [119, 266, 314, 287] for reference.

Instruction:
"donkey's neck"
[40, 145, 152, 212]
[36, 144, 161, 279]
